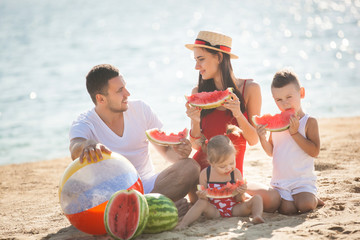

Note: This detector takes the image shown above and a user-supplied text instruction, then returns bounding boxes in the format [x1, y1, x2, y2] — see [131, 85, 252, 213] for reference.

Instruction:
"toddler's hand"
[234, 183, 247, 196]
[196, 190, 208, 200]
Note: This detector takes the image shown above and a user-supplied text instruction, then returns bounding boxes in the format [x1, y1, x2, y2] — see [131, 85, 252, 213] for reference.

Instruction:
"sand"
[1, 117, 359, 240]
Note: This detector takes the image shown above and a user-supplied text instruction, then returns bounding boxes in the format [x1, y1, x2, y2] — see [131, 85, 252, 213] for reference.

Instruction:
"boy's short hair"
[272, 69, 301, 90]
[86, 64, 120, 104]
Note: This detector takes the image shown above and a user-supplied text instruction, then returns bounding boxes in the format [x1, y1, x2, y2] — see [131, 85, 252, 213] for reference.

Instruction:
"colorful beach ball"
[59, 152, 143, 235]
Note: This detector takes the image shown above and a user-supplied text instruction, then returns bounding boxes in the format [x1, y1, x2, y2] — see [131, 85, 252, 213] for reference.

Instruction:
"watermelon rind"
[143, 193, 178, 234]
[104, 189, 149, 240]
[185, 88, 233, 109]
[252, 109, 295, 132]
[145, 128, 188, 146]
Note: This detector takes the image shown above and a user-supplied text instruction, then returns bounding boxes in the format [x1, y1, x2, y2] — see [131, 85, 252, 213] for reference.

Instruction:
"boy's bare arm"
[291, 117, 320, 157]
[261, 133, 274, 156]
[256, 125, 273, 156]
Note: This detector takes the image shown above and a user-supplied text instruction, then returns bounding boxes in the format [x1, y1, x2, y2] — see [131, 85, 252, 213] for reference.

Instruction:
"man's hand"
[80, 142, 112, 163]
[70, 138, 112, 163]
[172, 138, 192, 159]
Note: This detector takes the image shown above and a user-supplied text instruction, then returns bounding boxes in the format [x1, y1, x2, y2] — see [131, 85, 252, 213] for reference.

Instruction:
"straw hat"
[185, 31, 238, 59]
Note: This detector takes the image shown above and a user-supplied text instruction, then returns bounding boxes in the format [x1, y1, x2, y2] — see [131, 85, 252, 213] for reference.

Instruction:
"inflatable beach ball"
[59, 152, 143, 235]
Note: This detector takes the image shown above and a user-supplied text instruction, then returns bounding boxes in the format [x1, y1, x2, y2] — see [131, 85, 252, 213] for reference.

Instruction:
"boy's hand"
[289, 115, 300, 135]
[256, 125, 267, 140]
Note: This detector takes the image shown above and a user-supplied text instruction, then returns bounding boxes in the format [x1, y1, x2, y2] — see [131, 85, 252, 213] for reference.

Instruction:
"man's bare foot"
[252, 215, 265, 224]
[175, 198, 190, 218]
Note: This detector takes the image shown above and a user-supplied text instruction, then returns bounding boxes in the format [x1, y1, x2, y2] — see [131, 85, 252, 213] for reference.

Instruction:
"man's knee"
[177, 158, 200, 183]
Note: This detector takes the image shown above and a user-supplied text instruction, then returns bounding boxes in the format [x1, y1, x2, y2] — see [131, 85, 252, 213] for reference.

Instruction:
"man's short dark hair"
[86, 64, 120, 104]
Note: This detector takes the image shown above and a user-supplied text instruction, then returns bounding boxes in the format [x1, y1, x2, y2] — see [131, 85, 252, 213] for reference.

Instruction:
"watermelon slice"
[104, 189, 149, 240]
[185, 88, 233, 109]
[252, 109, 296, 132]
[145, 128, 188, 146]
[197, 179, 246, 199]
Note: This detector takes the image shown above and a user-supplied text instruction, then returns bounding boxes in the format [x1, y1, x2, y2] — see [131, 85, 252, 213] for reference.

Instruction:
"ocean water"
[1, 0, 359, 165]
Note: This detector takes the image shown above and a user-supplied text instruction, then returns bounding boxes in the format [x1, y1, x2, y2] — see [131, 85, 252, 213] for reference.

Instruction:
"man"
[69, 64, 200, 203]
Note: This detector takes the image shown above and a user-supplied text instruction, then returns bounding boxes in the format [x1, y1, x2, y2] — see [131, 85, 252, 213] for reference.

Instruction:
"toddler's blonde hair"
[202, 125, 242, 164]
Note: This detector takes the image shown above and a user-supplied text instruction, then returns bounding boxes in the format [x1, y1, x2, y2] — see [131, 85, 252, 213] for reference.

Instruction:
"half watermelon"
[104, 189, 149, 240]
[185, 88, 233, 109]
[145, 128, 188, 146]
[197, 179, 246, 199]
[252, 109, 295, 132]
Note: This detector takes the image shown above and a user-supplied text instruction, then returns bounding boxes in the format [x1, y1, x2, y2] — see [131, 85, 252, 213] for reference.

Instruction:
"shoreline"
[1, 115, 359, 168]
[0, 116, 359, 239]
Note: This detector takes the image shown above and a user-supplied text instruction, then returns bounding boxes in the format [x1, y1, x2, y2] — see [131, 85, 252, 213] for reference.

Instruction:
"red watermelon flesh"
[145, 128, 188, 146]
[197, 179, 246, 199]
[104, 189, 149, 240]
[252, 109, 295, 132]
[185, 88, 233, 109]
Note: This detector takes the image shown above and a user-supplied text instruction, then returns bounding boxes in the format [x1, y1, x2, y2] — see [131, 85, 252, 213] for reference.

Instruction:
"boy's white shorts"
[271, 179, 317, 201]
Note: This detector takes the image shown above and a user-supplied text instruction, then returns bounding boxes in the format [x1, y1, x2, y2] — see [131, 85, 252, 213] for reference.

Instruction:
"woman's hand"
[185, 102, 201, 123]
[223, 92, 243, 118]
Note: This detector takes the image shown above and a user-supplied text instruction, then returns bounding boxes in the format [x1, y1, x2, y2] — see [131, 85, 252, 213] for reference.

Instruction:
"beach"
[1, 116, 359, 240]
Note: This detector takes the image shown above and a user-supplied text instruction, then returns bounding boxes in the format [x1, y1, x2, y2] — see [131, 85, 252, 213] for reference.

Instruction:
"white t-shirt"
[271, 114, 316, 184]
[69, 100, 163, 181]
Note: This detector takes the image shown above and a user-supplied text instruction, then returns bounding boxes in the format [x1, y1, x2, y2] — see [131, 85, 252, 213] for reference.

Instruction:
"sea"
[1, 0, 359, 165]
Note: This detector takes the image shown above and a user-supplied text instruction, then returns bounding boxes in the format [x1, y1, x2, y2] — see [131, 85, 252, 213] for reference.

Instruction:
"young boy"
[256, 69, 323, 215]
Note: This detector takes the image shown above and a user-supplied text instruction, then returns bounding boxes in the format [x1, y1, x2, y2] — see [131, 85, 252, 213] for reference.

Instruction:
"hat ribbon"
[194, 39, 231, 53]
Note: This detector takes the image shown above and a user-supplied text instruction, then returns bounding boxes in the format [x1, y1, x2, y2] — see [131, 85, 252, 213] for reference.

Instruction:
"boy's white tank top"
[271, 114, 316, 184]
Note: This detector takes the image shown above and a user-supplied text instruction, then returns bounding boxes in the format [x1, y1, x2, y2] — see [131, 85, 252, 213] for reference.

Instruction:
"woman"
[185, 30, 280, 212]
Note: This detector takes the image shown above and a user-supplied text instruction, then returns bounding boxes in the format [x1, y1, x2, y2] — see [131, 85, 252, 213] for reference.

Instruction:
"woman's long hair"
[197, 48, 246, 119]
